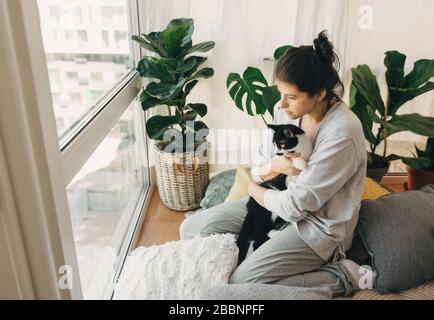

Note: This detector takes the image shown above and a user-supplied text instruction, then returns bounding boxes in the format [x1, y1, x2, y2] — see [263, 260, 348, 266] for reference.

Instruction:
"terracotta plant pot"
[406, 165, 434, 190]
[367, 162, 390, 182]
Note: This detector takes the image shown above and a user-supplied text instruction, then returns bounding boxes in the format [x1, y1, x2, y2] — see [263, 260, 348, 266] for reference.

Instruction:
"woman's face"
[275, 78, 324, 119]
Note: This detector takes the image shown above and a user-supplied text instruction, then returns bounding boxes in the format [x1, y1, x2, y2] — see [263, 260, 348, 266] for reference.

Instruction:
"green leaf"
[384, 153, 401, 162]
[351, 65, 385, 115]
[132, 35, 163, 56]
[188, 67, 214, 81]
[274, 45, 294, 60]
[176, 56, 198, 73]
[139, 90, 161, 111]
[139, 32, 168, 57]
[146, 78, 188, 100]
[159, 18, 194, 58]
[389, 82, 434, 113]
[184, 80, 198, 97]
[226, 67, 270, 116]
[415, 145, 426, 158]
[146, 115, 181, 139]
[185, 41, 215, 55]
[261, 85, 280, 119]
[185, 110, 197, 121]
[155, 128, 183, 145]
[403, 59, 434, 88]
[384, 113, 434, 138]
[401, 156, 432, 170]
[183, 57, 207, 78]
[186, 103, 207, 117]
[425, 137, 434, 159]
[137, 56, 176, 82]
[162, 98, 184, 107]
[349, 82, 378, 145]
[186, 120, 209, 135]
[384, 50, 406, 89]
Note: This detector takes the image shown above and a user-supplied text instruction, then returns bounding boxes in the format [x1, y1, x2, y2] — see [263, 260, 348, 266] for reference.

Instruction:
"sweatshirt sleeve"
[263, 135, 358, 222]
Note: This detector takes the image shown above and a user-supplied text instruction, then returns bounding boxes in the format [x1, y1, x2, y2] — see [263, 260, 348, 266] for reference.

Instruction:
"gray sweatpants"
[179, 196, 327, 285]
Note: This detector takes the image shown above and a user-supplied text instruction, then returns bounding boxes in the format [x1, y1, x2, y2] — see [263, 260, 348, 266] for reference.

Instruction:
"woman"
[180, 31, 367, 285]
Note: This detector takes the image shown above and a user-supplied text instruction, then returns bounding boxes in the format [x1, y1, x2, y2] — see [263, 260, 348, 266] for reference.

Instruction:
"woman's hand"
[271, 152, 302, 176]
[248, 182, 266, 207]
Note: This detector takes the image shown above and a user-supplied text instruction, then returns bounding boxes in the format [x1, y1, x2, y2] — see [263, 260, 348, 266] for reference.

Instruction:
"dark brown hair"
[274, 30, 344, 104]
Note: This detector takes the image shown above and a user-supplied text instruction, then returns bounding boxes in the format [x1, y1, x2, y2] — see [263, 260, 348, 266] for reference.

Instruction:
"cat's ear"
[289, 124, 305, 135]
[283, 128, 293, 138]
[267, 124, 279, 131]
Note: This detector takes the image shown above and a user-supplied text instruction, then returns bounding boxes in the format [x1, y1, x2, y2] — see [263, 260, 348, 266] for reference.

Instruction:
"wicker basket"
[153, 141, 210, 211]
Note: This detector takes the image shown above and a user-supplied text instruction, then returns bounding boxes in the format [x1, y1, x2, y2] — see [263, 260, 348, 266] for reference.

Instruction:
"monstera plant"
[133, 18, 215, 152]
[350, 50, 434, 180]
[226, 45, 293, 125]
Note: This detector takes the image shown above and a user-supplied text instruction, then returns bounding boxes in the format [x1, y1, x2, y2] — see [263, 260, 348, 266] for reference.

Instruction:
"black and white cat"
[236, 124, 313, 265]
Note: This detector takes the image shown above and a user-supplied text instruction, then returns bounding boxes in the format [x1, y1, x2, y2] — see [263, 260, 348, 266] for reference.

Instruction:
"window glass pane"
[36, 0, 133, 141]
[66, 102, 142, 299]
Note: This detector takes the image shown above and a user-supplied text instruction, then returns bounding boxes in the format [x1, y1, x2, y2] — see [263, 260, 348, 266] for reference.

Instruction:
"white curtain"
[344, 0, 434, 166]
[142, 0, 349, 170]
[141, 0, 433, 172]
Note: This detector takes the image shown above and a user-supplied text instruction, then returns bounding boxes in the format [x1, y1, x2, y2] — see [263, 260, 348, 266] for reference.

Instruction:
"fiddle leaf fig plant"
[226, 45, 293, 125]
[350, 50, 434, 169]
[132, 18, 215, 151]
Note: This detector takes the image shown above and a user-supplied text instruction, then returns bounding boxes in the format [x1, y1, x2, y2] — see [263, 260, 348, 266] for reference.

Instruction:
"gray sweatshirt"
[251, 101, 367, 262]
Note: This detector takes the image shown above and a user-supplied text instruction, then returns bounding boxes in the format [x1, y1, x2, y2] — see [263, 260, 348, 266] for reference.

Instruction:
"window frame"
[0, 0, 151, 299]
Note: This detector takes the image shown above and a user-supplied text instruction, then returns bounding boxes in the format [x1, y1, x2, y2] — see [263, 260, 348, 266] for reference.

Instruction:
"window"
[91, 72, 104, 82]
[69, 92, 82, 102]
[66, 101, 143, 299]
[65, 30, 74, 43]
[32, 0, 148, 299]
[75, 6, 84, 25]
[114, 31, 128, 49]
[66, 71, 78, 81]
[77, 30, 88, 47]
[56, 117, 65, 132]
[101, 30, 110, 48]
[101, 6, 125, 25]
[49, 5, 60, 22]
[37, 0, 133, 141]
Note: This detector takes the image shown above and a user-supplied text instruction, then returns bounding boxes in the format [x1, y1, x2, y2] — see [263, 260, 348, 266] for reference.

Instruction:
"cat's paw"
[267, 229, 281, 238]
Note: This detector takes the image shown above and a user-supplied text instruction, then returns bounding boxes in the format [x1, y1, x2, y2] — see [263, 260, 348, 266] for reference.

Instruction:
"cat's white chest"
[284, 133, 313, 185]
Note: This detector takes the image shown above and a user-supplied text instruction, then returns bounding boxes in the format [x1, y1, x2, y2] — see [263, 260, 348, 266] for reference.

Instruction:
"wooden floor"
[135, 177, 407, 248]
[135, 187, 186, 248]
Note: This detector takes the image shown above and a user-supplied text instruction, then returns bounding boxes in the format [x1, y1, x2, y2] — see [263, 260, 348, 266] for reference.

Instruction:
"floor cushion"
[357, 184, 434, 293]
[113, 233, 238, 299]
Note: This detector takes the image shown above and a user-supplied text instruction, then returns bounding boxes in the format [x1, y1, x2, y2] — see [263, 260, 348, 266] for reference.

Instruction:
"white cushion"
[113, 233, 238, 299]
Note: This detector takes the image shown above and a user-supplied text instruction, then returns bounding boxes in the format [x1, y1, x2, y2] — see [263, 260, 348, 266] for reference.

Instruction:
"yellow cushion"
[225, 166, 253, 202]
[362, 176, 391, 200]
[224, 167, 391, 202]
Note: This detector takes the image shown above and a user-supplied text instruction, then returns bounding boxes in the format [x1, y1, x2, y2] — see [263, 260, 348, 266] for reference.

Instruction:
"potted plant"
[405, 137, 434, 190]
[132, 18, 215, 211]
[226, 45, 293, 123]
[350, 50, 434, 181]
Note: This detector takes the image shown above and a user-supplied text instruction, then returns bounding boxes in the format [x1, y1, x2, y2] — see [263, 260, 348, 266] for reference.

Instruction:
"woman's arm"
[248, 182, 267, 207]
[254, 154, 302, 181]
[262, 135, 359, 222]
[249, 152, 303, 207]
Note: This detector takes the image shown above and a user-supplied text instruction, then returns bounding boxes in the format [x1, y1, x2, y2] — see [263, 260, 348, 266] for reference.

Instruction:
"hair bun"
[313, 30, 335, 66]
